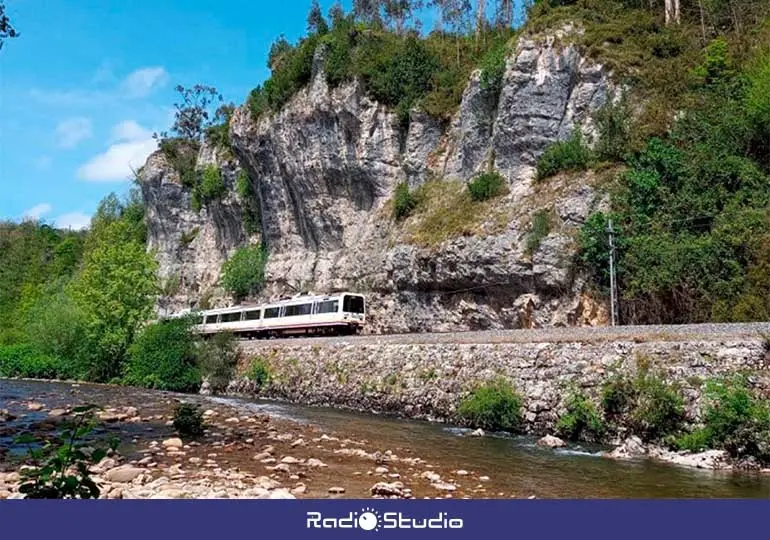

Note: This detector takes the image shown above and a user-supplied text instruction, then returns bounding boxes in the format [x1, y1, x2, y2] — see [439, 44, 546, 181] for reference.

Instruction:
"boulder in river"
[606, 436, 647, 460]
[469, 428, 485, 437]
[537, 435, 566, 449]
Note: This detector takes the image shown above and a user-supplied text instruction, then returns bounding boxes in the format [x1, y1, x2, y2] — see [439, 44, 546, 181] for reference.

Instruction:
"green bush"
[457, 377, 524, 432]
[0, 344, 63, 380]
[235, 170, 261, 235]
[479, 42, 507, 97]
[123, 317, 201, 393]
[600, 365, 685, 441]
[173, 403, 205, 438]
[159, 138, 199, 187]
[195, 165, 226, 206]
[467, 172, 505, 202]
[676, 376, 770, 464]
[393, 181, 418, 220]
[197, 332, 239, 393]
[536, 128, 593, 180]
[220, 244, 268, 299]
[525, 209, 552, 256]
[594, 91, 632, 162]
[248, 358, 271, 390]
[555, 389, 605, 442]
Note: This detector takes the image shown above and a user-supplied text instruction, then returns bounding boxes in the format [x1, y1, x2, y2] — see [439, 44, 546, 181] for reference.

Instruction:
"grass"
[400, 179, 510, 248]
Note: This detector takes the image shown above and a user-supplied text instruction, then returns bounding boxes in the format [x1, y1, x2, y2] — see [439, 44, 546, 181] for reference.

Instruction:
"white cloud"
[22, 203, 53, 220]
[121, 66, 168, 99]
[55, 212, 91, 231]
[110, 120, 152, 143]
[77, 120, 157, 182]
[56, 117, 93, 149]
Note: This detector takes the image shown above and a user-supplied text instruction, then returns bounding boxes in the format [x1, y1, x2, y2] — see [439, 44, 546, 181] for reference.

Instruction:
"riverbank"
[3, 379, 770, 499]
[235, 336, 769, 432]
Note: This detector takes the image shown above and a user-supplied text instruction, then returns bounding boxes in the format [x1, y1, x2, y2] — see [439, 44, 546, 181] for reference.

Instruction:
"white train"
[186, 292, 366, 339]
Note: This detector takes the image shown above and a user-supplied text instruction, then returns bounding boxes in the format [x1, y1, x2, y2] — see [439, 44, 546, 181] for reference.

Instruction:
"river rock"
[328, 486, 345, 495]
[607, 436, 647, 460]
[375, 466, 389, 474]
[371, 481, 406, 498]
[259, 489, 295, 499]
[26, 402, 45, 412]
[455, 470, 469, 476]
[469, 429, 485, 437]
[291, 483, 307, 495]
[421, 471, 441, 482]
[162, 438, 184, 448]
[305, 458, 328, 468]
[647, 447, 731, 470]
[151, 489, 188, 499]
[92, 457, 117, 473]
[202, 409, 216, 417]
[431, 481, 457, 491]
[281, 456, 301, 464]
[291, 438, 306, 447]
[0, 409, 15, 422]
[267, 464, 291, 473]
[104, 466, 145, 483]
[537, 435, 566, 448]
[48, 409, 69, 417]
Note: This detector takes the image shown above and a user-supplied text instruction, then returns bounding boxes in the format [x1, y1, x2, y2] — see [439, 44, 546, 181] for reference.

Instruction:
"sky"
[0, 0, 365, 230]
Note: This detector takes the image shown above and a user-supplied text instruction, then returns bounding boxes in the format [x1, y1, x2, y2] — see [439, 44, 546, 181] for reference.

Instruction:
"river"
[2, 379, 769, 499]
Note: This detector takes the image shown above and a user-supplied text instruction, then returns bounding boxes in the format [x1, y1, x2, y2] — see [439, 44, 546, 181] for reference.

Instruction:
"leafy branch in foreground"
[15, 404, 118, 499]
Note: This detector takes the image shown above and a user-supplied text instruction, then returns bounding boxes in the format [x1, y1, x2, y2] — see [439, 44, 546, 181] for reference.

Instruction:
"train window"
[195, 315, 204, 325]
[264, 307, 280, 319]
[343, 295, 365, 314]
[204, 315, 217, 324]
[221, 312, 242, 323]
[316, 300, 339, 314]
[245, 310, 261, 321]
[284, 303, 312, 317]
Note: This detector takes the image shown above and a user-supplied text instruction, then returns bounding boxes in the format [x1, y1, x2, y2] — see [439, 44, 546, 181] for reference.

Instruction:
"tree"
[328, 1, 346, 28]
[70, 194, 157, 382]
[220, 244, 268, 300]
[494, 0, 513, 29]
[384, 0, 422, 33]
[354, 0, 383, 25]
[307, 0, 329, 35]
[0, 2, 19, 51]
[155, 85, 224, 143]
[268, 35, 293, 71]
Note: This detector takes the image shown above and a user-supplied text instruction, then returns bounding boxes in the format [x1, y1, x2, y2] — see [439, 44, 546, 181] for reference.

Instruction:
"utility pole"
[607, 218, 618, 327]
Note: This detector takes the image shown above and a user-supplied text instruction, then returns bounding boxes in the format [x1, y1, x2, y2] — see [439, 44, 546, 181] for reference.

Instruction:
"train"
[179, 292, 366, 339]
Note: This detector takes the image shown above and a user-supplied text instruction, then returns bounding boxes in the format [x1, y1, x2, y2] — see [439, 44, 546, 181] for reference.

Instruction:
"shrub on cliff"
[197, 332, 240, 393]
[457, 377, 523, 432]
[536, 128, 592, 180]
[555, 389, 605, 442]
[393, 181, 418, 220]
[173, 403, 205, 438]
[220, 244, 268, 300]
[467, 172, 506, 202]
[601, 364, 685, 442]
[123, 317, 201, 393]
[676, 375, 770, 464]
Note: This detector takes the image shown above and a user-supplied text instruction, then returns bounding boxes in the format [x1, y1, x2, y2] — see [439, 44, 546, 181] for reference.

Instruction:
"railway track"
[237, 322, 770, 346]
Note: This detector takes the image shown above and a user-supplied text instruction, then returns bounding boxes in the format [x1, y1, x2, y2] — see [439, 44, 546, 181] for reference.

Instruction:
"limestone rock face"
[142, 29, 614, 332]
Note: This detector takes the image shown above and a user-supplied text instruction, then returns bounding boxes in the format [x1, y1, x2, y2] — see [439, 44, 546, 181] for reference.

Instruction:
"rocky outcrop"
[140, 142, 258, 314]
[142, 29, 614, 331]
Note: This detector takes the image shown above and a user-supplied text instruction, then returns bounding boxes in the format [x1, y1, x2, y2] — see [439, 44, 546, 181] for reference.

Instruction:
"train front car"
[341, 293, 366, 334]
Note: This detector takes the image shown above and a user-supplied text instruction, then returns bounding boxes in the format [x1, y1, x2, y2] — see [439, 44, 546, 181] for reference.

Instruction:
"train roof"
[190, 292, 364, 316]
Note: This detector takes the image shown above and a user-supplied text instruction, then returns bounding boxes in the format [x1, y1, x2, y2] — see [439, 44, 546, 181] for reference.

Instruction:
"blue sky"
[0, 0, 364, 229]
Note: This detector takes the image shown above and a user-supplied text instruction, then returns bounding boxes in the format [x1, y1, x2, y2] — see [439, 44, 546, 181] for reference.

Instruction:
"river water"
[2, 379, 770, 498]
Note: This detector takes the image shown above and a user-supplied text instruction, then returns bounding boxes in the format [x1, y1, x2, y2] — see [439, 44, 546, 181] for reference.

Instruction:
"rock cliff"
[140, 29, 614, 332]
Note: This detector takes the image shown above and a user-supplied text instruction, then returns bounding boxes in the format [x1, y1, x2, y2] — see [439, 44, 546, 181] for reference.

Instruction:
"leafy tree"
[328, 1, 346, 28]
[354, 0, 384, 25]
[0, 2, 19, 51]
[156, 85, 224, 142]
[307, 0, 329, 35]
[70, 195, 157, 382]
[220, 244, 268, 300]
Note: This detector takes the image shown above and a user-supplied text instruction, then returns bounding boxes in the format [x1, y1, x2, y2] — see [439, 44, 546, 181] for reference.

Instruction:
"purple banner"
[1, 500, 768, 540]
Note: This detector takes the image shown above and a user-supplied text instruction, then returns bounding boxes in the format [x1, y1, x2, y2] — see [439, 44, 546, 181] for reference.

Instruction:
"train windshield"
[343, 295, 365, 314]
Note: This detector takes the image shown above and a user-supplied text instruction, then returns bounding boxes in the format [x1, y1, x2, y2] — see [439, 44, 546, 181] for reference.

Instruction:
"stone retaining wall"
[231, 338, 770, 432]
